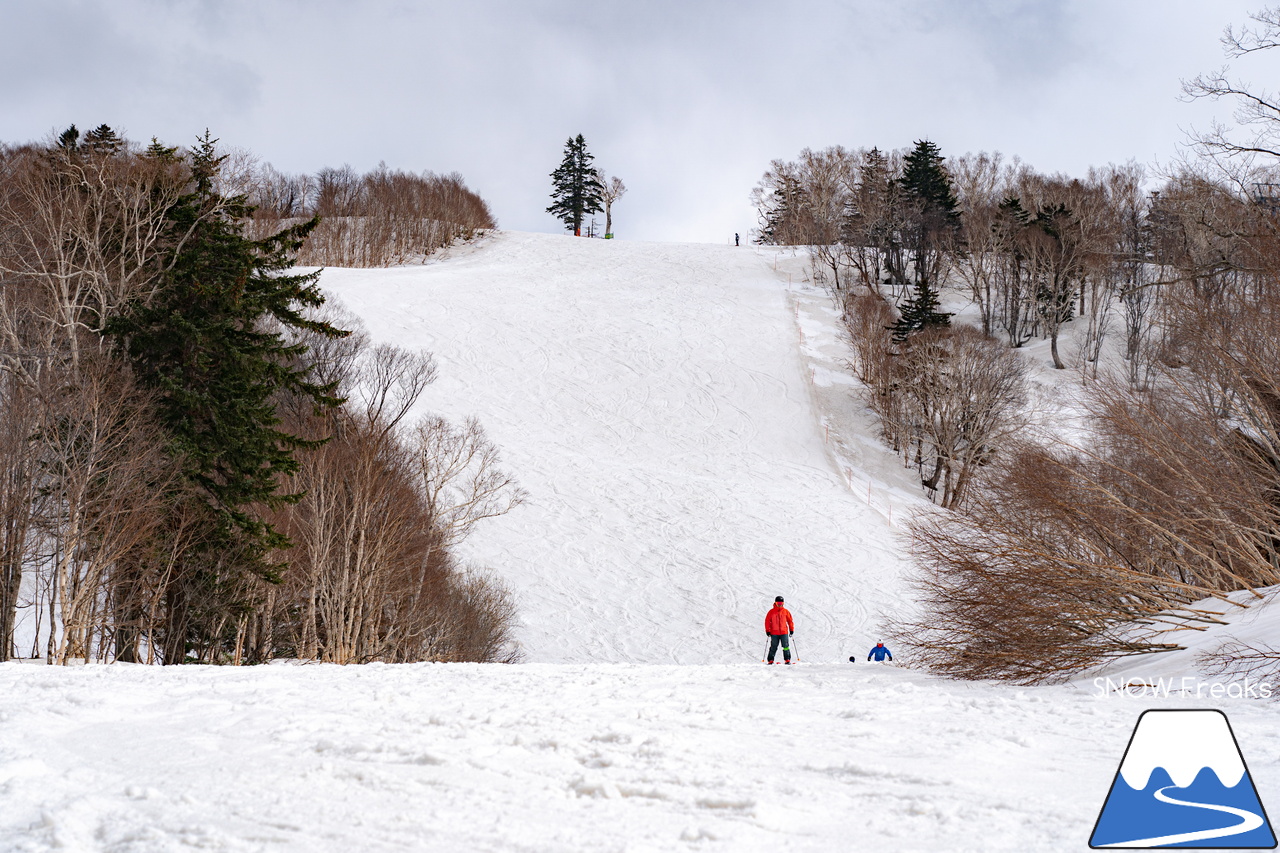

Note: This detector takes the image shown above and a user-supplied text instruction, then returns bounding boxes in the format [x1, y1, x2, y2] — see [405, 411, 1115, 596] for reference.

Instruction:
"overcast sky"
[2, 1, 1276, 242]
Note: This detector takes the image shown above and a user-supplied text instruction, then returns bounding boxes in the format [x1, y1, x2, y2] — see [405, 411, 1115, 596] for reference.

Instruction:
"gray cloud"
[0, 0, 1270, 241]
[1, 1, 261, 140]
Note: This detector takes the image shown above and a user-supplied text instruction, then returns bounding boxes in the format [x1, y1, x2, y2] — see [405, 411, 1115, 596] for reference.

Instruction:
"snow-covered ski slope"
[4, 234, 1280, 853]
[320, 231, 916, 664]
[0, 659, 1217, 853]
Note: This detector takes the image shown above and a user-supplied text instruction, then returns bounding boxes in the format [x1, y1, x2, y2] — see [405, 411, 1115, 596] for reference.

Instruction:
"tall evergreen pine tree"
[900, 140, 961, 227]
[82, 124, 125, 155]
[109, 133, 347, 577]
[57, 124, 80, 150]
[889, 140, 959, 340]
[547, 134, 603, 236]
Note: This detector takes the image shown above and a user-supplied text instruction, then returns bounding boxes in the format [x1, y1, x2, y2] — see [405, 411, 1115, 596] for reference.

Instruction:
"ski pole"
[790, 634, 799, 663]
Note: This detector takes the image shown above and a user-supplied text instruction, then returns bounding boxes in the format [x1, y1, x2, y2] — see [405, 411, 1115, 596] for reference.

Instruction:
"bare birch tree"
[894, 327, 1028, 507]
[37, 360, 177, 663]
[950, 151, 1018, 337]
[599, 174, 627, 238]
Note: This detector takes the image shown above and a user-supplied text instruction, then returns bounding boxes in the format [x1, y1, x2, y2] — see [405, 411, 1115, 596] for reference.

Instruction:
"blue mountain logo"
[1090, 709, 1276, 848]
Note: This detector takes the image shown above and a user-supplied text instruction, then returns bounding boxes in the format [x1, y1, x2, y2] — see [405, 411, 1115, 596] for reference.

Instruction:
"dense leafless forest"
[243, 160, 495, 266]
[0, 126, 518, 665]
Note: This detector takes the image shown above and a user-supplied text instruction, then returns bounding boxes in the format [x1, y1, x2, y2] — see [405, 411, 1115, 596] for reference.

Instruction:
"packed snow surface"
[4, 660, 1278, 852]
[4, 233, 1278, 852]
[317, 231, 916, 664]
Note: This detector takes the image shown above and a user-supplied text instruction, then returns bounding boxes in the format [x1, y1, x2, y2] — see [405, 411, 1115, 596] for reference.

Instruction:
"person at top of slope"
[866, 642, 893, 663]
[764, 596, 795, 665]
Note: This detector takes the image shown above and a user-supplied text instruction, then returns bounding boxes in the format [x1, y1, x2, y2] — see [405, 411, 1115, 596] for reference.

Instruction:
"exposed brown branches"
[0, 128, 519, 664]
[247, 164, 496, 267]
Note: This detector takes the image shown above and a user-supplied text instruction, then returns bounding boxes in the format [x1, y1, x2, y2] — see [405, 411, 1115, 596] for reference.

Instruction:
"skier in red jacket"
[764, 596, 795, 664]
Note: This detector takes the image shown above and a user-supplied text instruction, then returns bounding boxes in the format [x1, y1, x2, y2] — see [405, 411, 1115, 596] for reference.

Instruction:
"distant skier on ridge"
[764, 596, 795, 664]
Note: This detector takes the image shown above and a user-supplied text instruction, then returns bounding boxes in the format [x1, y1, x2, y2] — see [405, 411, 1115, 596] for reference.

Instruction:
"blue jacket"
[867, 645, 892, 662]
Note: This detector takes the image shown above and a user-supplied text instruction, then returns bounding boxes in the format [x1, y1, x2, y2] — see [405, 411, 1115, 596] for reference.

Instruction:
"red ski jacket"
[765, 603, 794, 636]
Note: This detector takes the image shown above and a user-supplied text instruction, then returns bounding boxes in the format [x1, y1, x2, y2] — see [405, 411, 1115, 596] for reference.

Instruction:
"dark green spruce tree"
[57, 124, 80, 150]
[890, 276, 953, 342]
[108, 132, 348, 662]
[900, 140, 961, 226]
[82, 124, 125, 155]
[547, 134, 603, 236]
[889, 140, 959, 341]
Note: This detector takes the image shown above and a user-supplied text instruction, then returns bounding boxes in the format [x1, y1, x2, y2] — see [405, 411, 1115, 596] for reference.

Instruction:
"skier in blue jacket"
[866, 642, 893, 663]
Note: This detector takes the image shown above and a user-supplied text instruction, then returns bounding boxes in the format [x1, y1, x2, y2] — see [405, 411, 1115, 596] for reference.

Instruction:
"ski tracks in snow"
[320, 233, 916, 664]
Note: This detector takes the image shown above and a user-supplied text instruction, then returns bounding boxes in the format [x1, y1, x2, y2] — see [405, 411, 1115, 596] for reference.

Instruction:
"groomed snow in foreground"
[3, 233, 1278, 852]
[3, 660, 1277, 852]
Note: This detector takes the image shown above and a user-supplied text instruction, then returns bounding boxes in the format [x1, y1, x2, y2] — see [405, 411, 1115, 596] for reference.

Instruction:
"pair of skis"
[762, 634, 799, 665]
